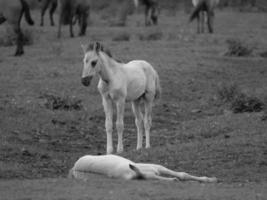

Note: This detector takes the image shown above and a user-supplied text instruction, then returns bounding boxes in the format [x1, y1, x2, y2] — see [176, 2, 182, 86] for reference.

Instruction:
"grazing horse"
[81, 42, 161, 154]
[57, 0, 91, 38]
[39, 0, 57, 26]
[190, 0, 220, 33]
[69, 154, 218, 182]
[135, 0, 159, 26]
[0, 0, 34, 56]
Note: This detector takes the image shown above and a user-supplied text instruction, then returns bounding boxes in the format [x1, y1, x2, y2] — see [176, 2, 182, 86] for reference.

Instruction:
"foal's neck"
[98, 52, 122, 83]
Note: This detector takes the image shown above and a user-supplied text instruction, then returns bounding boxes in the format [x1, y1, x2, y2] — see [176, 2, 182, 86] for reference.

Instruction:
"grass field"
[0, 7, 267, 200]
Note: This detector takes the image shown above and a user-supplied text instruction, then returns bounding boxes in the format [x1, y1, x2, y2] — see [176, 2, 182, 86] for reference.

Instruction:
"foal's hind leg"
[158, 166, 217, 183]
[132, 100, 144, 150]
[144, 100, 153, 148]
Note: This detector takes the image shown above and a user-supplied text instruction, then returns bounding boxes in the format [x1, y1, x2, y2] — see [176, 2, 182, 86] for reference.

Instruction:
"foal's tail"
[189, 0, 205, 22]
[20, 0, 34, 25]
[68, 168, 75, 179]
[154, 73, 161, 101]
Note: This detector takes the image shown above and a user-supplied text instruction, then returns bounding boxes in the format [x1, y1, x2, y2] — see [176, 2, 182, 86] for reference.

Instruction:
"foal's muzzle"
[81, 76, 93, 87]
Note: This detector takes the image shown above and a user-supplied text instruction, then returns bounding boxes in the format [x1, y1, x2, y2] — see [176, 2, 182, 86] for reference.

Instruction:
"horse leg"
[57, 5, 62, 38]
[69, 12, 74, 37]
[40, 0, 49, 26]
[49, 1, 57, 26]
[201, 11, 205, 33]
[196, 12, 200, 34]
[14, 25, 24, 56]
[144, 5, 150, 26]
[102, 96, 114, 154]
[132, 100, 144, 150]
[151, 6, 158, 25]
[116, 99, 125, 153]
[144, 101, 152, 149]
[207, 11, 214, 33]
[79, 11, 89, 36]
[157, 165, 217, 183]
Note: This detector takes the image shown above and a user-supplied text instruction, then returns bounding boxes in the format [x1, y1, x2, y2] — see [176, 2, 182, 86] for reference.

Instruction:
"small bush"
[216, 83, 264, 113]
[231, 94, 264, 113]
[224, 39, 253, 57]
[40, 93, 83, 111]
[259, 51, 267, 58]
[138, 31, 163, 41]
[112, 32, 130, 41]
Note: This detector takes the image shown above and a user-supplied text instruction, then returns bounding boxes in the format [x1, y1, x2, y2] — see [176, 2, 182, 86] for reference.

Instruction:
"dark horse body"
[39, 0, 57, 26]
[57, 0, 91, 38]
[136, 0, 159, 26]
[0, 0, 34, 56]
[190, 0, 219, 33]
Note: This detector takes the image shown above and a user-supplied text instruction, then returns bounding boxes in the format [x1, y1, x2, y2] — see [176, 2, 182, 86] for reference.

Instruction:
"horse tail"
[154, 72, 161, 101]
[129, 164, 146, 180]
[20, 0, 34, 25]
[189, 0, 205, 22]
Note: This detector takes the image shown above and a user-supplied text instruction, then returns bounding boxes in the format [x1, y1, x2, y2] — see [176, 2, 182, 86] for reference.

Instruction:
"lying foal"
[69, 154, 217, 182]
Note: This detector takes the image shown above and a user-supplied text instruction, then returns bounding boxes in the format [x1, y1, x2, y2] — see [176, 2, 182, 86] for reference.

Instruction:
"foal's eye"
[91, 60, 97, 67]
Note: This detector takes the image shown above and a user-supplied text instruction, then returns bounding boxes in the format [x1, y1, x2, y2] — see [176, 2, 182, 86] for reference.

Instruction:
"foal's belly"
[125, 70, 147, 101]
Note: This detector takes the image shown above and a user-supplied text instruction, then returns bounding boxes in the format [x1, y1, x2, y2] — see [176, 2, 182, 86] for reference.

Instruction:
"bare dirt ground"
[0, 8, 267, 200]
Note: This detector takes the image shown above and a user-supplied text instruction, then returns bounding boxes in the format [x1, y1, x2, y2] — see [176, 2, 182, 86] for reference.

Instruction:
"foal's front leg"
[102, 96, 113, 154]
[116, 99, 125, 153]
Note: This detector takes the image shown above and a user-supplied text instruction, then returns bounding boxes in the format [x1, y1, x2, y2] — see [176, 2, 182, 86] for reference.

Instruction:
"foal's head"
[81, 42, 110, 86]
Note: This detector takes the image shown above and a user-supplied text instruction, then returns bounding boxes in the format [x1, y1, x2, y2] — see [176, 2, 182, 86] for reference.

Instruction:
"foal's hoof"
[207, 177, 217, 183]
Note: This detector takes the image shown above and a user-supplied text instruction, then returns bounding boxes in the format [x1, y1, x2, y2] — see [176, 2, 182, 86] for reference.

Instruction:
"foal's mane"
[85, 43, 123, 63]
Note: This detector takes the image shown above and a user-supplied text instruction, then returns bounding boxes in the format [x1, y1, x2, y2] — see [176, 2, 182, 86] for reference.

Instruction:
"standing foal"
[81, 42, 161, 154]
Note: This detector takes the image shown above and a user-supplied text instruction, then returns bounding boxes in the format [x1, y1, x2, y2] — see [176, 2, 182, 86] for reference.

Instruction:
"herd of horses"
[0, 0, 220, 56]
[0, 0, 221, 182]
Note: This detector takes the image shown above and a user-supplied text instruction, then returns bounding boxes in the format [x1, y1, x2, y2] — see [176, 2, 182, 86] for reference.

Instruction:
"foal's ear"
[81, 44, 87, 54]
[93, 42, 102, 54]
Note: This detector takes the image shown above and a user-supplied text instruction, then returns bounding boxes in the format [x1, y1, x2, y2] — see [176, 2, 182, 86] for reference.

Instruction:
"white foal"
[81, 42, 161, 154]
[69, 154, 217, 183]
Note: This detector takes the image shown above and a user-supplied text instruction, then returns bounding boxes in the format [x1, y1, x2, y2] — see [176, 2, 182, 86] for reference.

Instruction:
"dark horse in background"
[39, 0, 57, 26]
[190, 0, 220, 33]
[0, 0, 34, 56]
[57, 0, 91, 38]
[135, 0, 159, 26]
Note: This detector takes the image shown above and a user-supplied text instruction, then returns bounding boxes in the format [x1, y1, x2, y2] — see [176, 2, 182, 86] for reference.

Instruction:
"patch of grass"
[138, 30, 163, 41]
[224, 39, 253, 57]
[39, 93, 83, 111]
[216, 83, 264, 113]
[112, 32, 130, 41]
[51, 41, 63, 56]
[0, 28, 34, 47]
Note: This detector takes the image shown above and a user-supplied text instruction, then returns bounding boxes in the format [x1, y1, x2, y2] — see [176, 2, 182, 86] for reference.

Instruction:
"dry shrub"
[112, 32, 130, 41]
[259, 51, 267, 58]
[224, 39, 253, 57]
[216, 83, 264, 113]
[40, 93, 83, 111]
